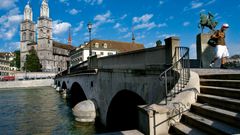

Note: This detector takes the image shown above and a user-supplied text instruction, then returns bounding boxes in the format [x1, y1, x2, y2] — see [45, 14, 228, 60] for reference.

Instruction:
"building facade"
[0, 53, 16, 76]
[20, 0, 75, 72]
[70, 39, 144, 67]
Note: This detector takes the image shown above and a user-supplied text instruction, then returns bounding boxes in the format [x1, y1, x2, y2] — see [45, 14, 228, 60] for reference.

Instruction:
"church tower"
[37, 0, 53, 71]
[20, 1, 36, 70]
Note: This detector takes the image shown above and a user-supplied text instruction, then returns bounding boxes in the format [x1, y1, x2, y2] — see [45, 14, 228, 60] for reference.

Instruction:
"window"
[103, 43, 107, 48]
[100, 52, 104, 55]
[22, 32, 26, 41]
[29, 33, 33, 41]
[108, 52, 113, 55]
[95, 43, 99, 48]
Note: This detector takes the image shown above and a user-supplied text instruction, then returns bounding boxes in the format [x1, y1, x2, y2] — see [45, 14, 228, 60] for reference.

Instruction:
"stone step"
[200, 85, 240, 99]
[197, 94, 240, 112]
[181, 112, 240, 134]
[200, 79, 240, 89]
[200, 74, 240, 80]
[191, 103, 240, 128]
[169, 122, 207, 135]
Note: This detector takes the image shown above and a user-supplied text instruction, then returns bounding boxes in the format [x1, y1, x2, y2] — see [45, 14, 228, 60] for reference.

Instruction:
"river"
[0, 87, 105, 135]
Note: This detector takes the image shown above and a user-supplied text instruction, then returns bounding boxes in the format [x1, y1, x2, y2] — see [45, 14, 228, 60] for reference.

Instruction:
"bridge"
[54, 37, 185, 131]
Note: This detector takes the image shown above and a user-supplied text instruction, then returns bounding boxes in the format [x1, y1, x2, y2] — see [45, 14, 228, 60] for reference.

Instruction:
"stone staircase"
[169, 74, 240, 135]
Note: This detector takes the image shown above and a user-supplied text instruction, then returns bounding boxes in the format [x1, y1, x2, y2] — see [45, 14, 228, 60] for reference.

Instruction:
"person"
[209, 23, 230, 68]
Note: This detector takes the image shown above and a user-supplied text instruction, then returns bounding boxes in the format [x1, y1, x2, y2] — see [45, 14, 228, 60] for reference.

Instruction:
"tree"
[24, 47, 42, 72]
[10, 50, 20, 70]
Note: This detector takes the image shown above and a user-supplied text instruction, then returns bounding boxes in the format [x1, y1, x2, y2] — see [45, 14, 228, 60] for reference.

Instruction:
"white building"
[70, 39, 144, 67]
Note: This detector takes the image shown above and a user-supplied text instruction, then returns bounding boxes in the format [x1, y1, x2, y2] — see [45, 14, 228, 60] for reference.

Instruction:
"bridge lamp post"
[87, 22, 92, 57]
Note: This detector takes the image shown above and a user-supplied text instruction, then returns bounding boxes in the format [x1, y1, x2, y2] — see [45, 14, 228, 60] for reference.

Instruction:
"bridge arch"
[57, 81, 61, 87]
[61, 81, 67, 89]
[69, 82, 87, 108]
[106, 90, 146, 131]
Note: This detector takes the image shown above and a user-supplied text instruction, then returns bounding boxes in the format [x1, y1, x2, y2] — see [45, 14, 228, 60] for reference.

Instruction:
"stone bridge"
[55, 37, 180, 131]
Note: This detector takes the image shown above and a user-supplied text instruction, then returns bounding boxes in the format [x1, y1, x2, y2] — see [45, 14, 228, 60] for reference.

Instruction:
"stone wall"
[0, 79, 54, 89]
[196, 33, 215, 68]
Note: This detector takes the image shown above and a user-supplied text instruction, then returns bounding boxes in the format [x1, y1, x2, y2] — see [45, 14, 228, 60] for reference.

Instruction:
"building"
[0, 52, 15, 76]
[70, 39, 144, 67]
[20, 0, 75, 72]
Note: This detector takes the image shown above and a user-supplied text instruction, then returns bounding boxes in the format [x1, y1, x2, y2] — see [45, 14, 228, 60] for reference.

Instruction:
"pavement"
[191, 68, 240, 75]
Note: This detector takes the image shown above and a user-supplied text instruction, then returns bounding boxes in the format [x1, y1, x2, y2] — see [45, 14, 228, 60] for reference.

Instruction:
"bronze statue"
[198, 12, 218, 33]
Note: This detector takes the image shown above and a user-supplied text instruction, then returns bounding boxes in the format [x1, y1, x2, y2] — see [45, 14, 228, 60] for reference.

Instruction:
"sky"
[0, 0, 240, 58]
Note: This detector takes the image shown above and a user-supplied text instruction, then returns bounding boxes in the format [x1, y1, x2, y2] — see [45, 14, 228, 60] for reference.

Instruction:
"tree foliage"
[24, 47, 42, 72]
[10, 50, 20, 70]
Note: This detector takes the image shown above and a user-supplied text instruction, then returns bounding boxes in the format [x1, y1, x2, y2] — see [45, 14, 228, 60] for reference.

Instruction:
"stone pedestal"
[196, 33, 215, 68]
[165, 37, 180, 66]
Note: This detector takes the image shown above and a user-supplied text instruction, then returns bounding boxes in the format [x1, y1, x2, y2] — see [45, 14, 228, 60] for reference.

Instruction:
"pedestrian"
[209, 23, 230, 68]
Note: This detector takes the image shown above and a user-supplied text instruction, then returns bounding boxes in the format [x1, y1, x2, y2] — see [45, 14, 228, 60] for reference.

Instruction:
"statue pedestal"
[196, 33, 215, 68]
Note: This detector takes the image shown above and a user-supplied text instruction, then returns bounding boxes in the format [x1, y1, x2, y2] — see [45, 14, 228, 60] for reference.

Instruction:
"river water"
[0, 87, 104, 135]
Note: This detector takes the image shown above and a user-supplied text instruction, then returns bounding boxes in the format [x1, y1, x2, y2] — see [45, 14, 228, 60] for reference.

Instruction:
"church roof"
[53, 40, 76, 50]
[83, 39, 144, 53]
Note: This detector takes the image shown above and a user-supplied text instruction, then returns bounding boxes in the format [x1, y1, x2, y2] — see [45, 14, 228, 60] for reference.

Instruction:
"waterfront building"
[0, 52, 15, 76]
[20, 0, 75, 72]
[70, 39, 144, 67]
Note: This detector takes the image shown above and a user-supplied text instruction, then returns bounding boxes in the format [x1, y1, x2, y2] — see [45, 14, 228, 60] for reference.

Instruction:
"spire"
[132, 27, 135, 44]
[68, 27, 72, 46]
[24, 0, 33, 21]
[40, 0, 49, 17]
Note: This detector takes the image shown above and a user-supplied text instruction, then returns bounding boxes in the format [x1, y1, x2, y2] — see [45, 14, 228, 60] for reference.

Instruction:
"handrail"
[159, 47, 190, 104]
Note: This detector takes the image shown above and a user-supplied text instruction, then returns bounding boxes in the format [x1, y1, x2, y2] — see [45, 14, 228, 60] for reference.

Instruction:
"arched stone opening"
[69, 82, 87, 108]
[61, 81, 67, 89]
[106, 90, 146, 131]
[57, 81, 61, 87]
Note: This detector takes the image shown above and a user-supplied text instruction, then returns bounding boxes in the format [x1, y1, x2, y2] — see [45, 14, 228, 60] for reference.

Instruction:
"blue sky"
[0, 0, 240, 58]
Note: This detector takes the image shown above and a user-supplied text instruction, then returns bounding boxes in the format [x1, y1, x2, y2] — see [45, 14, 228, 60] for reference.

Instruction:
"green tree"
[10, 50, 20, 70]
[24, 47, 42, 72]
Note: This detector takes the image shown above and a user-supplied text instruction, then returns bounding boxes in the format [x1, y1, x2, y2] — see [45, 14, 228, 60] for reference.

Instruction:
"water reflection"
[0, 87, 100, 135]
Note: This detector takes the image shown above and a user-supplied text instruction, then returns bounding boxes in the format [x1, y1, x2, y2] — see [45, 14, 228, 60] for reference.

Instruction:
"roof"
[53, 40, 76, 50]
[83, 39, 144, 53]
[0, 52, 15, 57]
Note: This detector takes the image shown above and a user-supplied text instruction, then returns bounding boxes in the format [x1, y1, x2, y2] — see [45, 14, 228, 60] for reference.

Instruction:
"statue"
[198, 12, 218, 33]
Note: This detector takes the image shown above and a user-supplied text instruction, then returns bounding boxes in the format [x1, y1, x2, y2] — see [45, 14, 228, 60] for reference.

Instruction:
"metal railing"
[159, 47, 190, 104]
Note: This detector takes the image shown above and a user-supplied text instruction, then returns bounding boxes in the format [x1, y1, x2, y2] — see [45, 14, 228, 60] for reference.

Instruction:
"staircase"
[169, 74, 240, 135]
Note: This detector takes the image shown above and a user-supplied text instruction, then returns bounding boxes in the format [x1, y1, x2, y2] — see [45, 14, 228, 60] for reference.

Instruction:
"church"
[20, 0, 75, 72]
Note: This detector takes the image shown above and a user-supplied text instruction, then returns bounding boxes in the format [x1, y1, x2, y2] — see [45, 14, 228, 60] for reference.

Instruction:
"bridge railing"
[159, 47, 190, 104]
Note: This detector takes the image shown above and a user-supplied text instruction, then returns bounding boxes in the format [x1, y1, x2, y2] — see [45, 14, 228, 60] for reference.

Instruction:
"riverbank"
[0, 79, 54, 89]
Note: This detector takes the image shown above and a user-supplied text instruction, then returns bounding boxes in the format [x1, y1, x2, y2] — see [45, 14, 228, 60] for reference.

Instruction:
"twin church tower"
[20, 0, 74, 72]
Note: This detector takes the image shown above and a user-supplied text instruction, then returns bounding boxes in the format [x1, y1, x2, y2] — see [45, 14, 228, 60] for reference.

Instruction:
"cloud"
[59, 0, 70, 6]
[183, 1, 204, 12]
[158, 33, 177, 39]
[120, 14, 127, 20]
[68, 9, 81, 15]
[133, 14, 166, 31]
[52, 20, 72, 35]
[0, 0, 17, 10]
[73, 21, 84, 32]
[183, 21, 190, 26]
[0, 42, 20, 52]
[158, 23, 167, 27]
[113, 23, 128, 32]
[0, 7, 23, 40]
[133, 14, 153, 23]
[159, 1, 164, 5]
[78, 0, 103, 5]
[191, 2, 203, 9]
[93, 11, 114, 28]
[206, 0, 216, 5]
[123, 32, 131, 38]
[134, 22, 157, 30]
